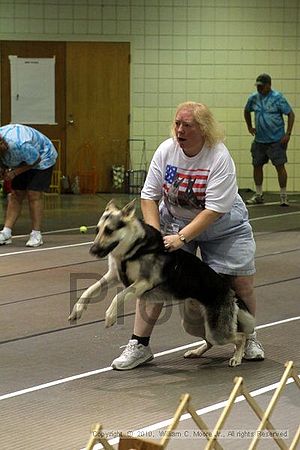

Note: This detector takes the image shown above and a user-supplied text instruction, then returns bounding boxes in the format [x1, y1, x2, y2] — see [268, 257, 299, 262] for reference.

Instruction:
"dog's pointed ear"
[105, 199, 119, 211]
[121, 198, 136, 218]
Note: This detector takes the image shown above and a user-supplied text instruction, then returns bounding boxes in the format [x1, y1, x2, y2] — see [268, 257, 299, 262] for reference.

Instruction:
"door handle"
[67, 114, 74, 125]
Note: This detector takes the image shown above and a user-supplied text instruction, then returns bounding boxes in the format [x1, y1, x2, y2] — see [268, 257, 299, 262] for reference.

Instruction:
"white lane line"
[89, 378, 297, 449]
[1, 316, 299, 402]
[250, 210, 300, 221]
[247, 200, 297, 207]
[0, 367, 113, 401]
[0, 241, 93, 257]
[0, 341, 200, 401]
[4, 225, 95, 239]
[43, 225, 96, 235]
[256, 316, 300, 329]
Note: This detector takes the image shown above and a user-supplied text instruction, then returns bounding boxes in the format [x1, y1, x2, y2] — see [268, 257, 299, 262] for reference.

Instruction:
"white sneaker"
[26, 232, 43, 247]
[246, 194, 264, 205]
[111, 339, 154, 370]
[280, 195, 289, 207]
[243, 332, 265, 360]
[0, 231, 12, 245]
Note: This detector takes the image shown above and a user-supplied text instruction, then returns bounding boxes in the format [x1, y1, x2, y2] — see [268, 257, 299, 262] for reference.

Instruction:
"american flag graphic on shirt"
[163, 164, 209, 210]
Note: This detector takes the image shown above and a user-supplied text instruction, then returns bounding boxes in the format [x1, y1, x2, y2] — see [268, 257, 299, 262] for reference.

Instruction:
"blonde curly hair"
[171, 101, 225, 148]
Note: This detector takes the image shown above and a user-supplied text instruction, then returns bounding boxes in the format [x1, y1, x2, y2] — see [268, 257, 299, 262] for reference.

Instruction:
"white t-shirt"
[141, 138, 238, 220]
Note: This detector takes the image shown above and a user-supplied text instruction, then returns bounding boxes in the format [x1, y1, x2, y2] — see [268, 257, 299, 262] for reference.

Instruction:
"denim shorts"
[251, 140, 287, 166]
[160, 196, 256, 276]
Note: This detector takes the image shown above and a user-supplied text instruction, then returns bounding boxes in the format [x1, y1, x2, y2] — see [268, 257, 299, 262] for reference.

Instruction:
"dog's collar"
[123, 238, 148, 260]
[123, 238, 164, 262]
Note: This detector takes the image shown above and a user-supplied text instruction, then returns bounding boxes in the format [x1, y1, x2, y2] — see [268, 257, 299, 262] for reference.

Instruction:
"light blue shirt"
[244, 90, 293, 143]
[0, 124, 57, 169]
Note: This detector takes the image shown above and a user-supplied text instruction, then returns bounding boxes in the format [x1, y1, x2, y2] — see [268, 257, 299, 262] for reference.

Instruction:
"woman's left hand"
[163, 234, 184, 252]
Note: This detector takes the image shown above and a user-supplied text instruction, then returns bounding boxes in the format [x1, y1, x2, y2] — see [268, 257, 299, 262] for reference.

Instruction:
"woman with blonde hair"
[112, 102, 264, 370]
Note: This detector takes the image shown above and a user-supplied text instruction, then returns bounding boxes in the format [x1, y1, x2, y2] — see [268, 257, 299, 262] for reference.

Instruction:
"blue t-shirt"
[0, 124, 57, 170]
[244, 90, 293, 143]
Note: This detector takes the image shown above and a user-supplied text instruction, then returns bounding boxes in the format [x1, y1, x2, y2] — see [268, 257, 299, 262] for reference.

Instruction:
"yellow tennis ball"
[80, 226, 88, 234]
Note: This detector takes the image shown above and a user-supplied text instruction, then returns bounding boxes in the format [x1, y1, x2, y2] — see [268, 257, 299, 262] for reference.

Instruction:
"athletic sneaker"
[243, 332, 265, 360]
[280, 195, 289, 207]
[0, 231, 12, 245]
[26, 232, 43, 247]
[246, 194, 264, 205]
[111, 339, 154, 370]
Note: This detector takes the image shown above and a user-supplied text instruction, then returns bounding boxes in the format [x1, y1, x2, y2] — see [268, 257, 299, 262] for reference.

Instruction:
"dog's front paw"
[68, 303, 85, 322]
[228, 356, 242, 367]
[105, 304, 117, 328]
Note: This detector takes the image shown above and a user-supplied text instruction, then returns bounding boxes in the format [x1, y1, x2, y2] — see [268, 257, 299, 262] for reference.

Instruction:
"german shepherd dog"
[68, 199, 255, 367]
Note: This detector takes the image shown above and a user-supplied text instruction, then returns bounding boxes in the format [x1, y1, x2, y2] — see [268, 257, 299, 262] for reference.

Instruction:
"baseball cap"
[255, 73, 271, 86]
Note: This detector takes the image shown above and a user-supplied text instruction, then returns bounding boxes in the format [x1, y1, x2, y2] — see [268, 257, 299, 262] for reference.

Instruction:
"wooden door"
[1, 41, 130, 192]
[0, 41, 66, 171]
[66, 42, 130, 192]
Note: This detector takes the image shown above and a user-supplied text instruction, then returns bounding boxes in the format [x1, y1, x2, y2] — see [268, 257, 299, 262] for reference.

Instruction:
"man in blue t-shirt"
[0, 124, 58, 247]
[244, 73, 295, 206]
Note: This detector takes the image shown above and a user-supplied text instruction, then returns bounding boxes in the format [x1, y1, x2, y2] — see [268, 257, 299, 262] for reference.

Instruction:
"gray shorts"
[251, 140, 287, 167]
[160, 195, 256, 276]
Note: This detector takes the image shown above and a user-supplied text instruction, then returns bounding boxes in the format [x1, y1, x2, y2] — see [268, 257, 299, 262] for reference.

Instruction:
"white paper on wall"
[9, 55, 56, 124]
